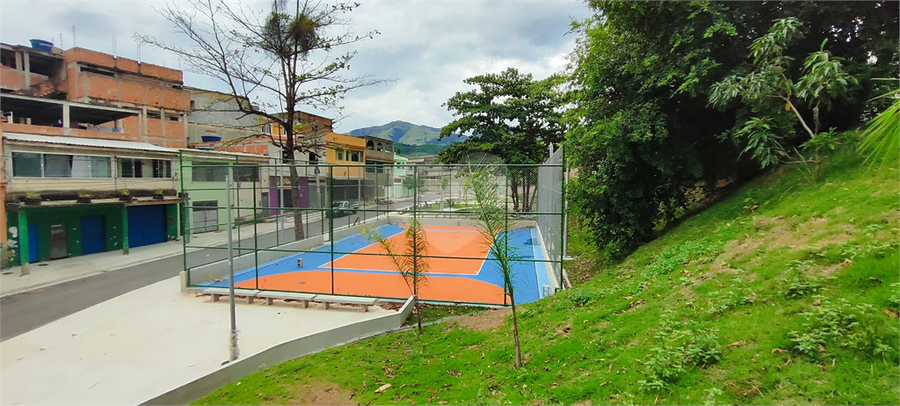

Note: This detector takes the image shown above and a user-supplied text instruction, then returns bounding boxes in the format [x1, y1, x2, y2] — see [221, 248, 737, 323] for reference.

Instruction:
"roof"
[179, 148, 271, 161]
[3, 133, 178, 154]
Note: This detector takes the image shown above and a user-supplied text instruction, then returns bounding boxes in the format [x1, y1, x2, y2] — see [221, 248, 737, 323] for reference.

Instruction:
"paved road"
[0, 196, 443, 341]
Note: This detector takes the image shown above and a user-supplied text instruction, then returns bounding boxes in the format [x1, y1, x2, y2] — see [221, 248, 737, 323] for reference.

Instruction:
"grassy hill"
[349, 120, 467, 146]
[194, 144, 898, 405]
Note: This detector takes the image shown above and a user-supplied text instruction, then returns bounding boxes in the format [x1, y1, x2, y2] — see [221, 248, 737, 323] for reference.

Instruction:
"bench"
[203, 287, 259, 304]
[256, 291, 316, 308]
[313, 295, 378, 312]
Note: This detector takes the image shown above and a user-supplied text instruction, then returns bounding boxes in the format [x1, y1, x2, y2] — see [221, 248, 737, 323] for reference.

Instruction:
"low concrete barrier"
[140, 295, 416, 406]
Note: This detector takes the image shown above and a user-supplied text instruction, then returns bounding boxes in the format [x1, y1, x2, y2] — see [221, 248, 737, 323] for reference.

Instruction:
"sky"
[1, 0, 592, 133]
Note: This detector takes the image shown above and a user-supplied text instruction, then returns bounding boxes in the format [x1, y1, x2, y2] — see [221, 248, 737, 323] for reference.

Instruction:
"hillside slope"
[349, 120, 467, 146]
[195, 146, 899, 405]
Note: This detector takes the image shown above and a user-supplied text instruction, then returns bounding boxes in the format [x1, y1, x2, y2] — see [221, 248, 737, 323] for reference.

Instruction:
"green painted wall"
[166, 203, 179, 240]
[6, 204, 124, 266]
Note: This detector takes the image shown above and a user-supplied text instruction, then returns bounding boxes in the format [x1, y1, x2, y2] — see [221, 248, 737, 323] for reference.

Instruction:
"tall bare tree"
[139, 0, 383, 239]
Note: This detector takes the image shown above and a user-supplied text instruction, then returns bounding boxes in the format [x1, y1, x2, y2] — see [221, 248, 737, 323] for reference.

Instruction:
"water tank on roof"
[29, 39, 54, 52]
[201, 135, 222, 143]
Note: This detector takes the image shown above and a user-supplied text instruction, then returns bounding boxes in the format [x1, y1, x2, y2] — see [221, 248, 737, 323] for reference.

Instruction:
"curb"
[0, 249, 189, 299]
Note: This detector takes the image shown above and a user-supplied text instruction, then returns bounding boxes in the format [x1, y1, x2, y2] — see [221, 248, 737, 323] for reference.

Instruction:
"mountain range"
[348, 120, 467, 146]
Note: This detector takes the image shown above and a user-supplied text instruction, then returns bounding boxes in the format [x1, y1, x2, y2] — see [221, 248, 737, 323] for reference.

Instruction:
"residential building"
[392, 154, 411, 199]
[359, 135, 395, 201]
[324, 132, 365, 202]
[1, 41, 188, 267]
[179, 150, 270, 236]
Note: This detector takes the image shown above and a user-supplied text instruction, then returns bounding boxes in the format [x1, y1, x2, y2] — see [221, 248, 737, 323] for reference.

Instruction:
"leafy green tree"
[362, 219, 429, 332]
[709, 18, 856, 168]
[566, 1, 743, 258]
[439, 68, 566, 211]
[566, 1, 897, 257]
[141, 0, 382, 240]
[467, 165, 523, 368]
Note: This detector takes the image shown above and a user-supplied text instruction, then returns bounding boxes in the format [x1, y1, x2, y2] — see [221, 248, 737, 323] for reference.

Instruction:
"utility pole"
[226, 168, 239, 361]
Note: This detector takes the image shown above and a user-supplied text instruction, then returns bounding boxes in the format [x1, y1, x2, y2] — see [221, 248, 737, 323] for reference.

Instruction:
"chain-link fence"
[180, 157, 565, 306]
[536, 145, 566, 291]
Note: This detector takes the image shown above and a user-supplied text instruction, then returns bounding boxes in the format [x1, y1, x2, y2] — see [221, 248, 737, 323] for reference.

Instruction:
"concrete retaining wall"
[140, 295, 416, 406]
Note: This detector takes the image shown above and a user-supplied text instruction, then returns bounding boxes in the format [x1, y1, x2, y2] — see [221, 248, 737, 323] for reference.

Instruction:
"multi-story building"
[324, 132, 366, 202]
[1, 41, 188, 267]
[358, 135, 395, 201]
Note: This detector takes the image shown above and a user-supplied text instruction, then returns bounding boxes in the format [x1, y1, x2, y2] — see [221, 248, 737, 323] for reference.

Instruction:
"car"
[328, 200, 357, 218]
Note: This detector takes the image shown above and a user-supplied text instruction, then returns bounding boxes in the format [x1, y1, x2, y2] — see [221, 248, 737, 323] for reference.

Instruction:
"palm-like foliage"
[467, 165, 524, 369]
[362, 219, 429, 332]
[859, 87, 900, 169]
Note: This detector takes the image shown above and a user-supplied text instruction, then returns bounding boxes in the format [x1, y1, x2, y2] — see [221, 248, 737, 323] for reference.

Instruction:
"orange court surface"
[215, 224, 543, 305]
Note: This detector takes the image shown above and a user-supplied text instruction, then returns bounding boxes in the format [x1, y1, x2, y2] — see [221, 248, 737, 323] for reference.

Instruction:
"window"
[12, 152, 41, 177]
[261, 123, 272, 135]
[152, 160, 172, 178]
[234, 165, 258, 182]
[350, 151, 361, 162]
[308, 152, 319, 164]
[376, 142, 383, 152]
[120, 158, 171, 178]
[192, 162, 228, 182]
[366, 140, 374, 150]
[147, 111, 162, 120]
[12, 152, 111, 178]
[336, 151, 344, 161]
[44, 154, 72, 177]
[119, 158, 143, 178]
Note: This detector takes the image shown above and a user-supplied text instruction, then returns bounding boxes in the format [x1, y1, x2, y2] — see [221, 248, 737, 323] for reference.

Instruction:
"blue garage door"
[81, 215, 106, 255]
[128, 205, 166, 248]
[27, 223, 39, 263]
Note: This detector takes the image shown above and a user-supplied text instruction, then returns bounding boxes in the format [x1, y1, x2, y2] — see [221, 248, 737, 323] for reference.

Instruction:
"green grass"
[194, 144, 899, 405]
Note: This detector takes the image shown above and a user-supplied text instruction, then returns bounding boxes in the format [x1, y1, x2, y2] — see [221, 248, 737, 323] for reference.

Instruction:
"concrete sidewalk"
[0, 276, 396, 405]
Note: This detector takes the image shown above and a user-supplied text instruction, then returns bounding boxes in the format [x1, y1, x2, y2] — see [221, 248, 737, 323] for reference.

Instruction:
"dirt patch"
[716, 238, 764, 264]
[449, 307, 511, 332]
[288, 381, 357, 406]
[812, 232, 853, 248]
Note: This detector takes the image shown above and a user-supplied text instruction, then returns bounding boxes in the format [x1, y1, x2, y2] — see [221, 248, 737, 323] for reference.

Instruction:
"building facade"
[1, 41, 189, 267]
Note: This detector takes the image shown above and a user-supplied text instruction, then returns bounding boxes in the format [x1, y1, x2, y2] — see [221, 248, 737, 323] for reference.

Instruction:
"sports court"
[201, 223, 547, 305]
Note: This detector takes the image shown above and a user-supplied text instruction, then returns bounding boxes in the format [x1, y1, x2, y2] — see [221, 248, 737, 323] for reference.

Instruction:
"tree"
[362, 219, 429, 332]
[709, 18, 856, 168]
[467, 165, 523, 368]
[438, 68, 567, 211]
[139, 0, 383, 240]
[566, 1, 898, 257]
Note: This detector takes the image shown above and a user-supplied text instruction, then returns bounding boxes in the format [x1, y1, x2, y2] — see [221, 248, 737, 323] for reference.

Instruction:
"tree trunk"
[510, 292, 522, 369]
[289, 164, 305, 240]
[509, 171, 520, 211]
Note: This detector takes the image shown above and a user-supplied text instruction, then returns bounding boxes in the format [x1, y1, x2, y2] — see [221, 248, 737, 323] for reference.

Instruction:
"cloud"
[1, 0, 591, 132]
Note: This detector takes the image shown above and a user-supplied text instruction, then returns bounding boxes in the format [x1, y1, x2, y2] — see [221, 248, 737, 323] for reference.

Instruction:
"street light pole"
[226, 168, 239, 361]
